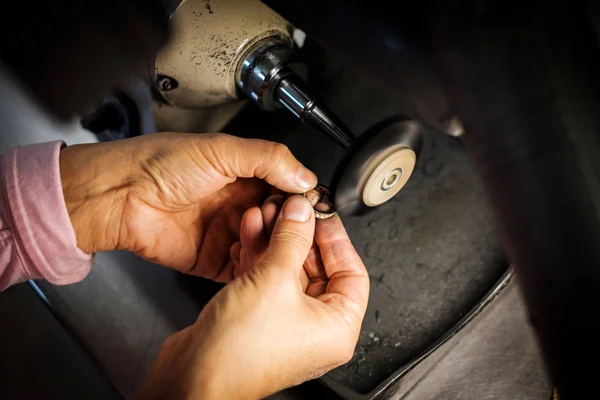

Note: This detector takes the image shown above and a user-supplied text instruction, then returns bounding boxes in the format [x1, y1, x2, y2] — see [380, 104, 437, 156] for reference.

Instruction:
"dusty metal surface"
[327, 131, 507, 393]
[154, 0, 292, 108]
[226, 64, 508, 394]
[384, 275, 552, 400]
[229, 108, 509, 394]
[319, 271, 552, 400]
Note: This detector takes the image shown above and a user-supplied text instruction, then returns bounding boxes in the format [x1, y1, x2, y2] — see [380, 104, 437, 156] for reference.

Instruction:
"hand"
[140, 195, 370, 399]
[59, 133, 317, 281]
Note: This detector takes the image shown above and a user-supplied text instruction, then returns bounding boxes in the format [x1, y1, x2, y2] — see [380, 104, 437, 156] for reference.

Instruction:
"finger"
[306, 280, 328, 297]
[203, 134, 317, 193]
[269, 187, 286, 197]
[304, 244, 326, 279]
[192, 220, 238, 282]
[230, 241, 241, 277]
[299, 270, 310, 293]
[314, 215, 370, 326]
[241, 207, 268, 254]
[220, 259, 236, 282]
[315, 216, 367, 280]
[240, 207, 268, 272]
[261, 194, 285, 237]
[260, 195, 315, 278]
[303, 245, 328, 296]
[262, 194, 311, 290]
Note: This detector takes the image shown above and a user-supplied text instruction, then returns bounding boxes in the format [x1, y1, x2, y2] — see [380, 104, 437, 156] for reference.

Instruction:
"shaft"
[276, 76, 355, 148]
[236, 38, 355, 148]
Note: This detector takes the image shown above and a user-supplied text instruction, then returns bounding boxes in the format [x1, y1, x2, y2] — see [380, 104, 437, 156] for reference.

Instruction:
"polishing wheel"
[333, 117, 423, 216]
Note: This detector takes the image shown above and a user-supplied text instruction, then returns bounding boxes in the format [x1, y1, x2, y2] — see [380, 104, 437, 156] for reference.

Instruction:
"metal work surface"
[330, 135, 507, 393]
[387, 275, 551, 400]
[226, 81, 508, 394]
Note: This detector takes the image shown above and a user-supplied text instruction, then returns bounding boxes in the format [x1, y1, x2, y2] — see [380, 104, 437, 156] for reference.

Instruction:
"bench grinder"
[152, 0, 422, 215]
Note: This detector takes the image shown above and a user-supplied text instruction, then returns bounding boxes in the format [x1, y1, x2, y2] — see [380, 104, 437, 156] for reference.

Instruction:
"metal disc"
[333, 117, 423, 216]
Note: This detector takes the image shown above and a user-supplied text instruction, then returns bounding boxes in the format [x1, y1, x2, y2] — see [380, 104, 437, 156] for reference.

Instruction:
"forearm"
[0, 142, 93, 290]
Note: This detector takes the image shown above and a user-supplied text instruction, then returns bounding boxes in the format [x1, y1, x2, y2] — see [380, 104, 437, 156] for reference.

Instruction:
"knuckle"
[268, 142, 292, 169]
[248, 141, 292, 181]
[198, 132, 226, 152]
[270, 142, 292, 159]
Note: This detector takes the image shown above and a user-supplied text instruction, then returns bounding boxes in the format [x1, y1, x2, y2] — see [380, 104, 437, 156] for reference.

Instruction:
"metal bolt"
[381, 168, 402, 191]
[157, 75, 178, 92]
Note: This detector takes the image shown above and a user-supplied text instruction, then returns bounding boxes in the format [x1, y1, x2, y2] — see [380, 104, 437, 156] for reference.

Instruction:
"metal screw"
[381, 168, 402, 191]
[157, 75, 178, 92]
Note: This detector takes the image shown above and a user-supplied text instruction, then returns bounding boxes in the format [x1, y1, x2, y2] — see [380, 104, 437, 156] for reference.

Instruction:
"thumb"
[206, 134, 318, 193]
[260, 195, 315, 274]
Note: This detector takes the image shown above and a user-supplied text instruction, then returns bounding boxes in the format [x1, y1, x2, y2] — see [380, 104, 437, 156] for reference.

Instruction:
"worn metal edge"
[320, 268, 515, 399]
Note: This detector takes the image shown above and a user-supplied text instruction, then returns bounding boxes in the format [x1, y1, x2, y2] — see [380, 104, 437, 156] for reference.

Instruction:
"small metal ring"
[314, 201, 336, 219]
[303, 185, 337, 219]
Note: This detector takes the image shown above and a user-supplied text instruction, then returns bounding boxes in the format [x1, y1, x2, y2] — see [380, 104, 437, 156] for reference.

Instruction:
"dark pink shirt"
[0, 141, 92, 290]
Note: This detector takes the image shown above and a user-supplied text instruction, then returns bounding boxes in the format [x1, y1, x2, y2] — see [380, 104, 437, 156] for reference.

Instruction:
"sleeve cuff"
[4, 141, 93, 285]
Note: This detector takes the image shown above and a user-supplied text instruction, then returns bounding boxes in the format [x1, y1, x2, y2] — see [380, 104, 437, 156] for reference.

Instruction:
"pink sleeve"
[0, 141, 93, 290]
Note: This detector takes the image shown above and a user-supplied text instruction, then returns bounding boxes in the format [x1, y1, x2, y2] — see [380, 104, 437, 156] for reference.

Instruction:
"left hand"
[59, 132, 317, 282]
[139, 195, 369, 399]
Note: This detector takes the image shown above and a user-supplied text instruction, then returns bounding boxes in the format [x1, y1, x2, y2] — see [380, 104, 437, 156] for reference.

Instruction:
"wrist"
[59, 142, 133, 254]
[187, 318, 274, 400]
[191, 353, 264, 400]
[140, 327, 261, 400]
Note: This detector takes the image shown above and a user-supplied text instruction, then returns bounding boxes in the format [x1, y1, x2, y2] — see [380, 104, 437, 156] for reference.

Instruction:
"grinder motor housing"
[153, 0, 424, 214]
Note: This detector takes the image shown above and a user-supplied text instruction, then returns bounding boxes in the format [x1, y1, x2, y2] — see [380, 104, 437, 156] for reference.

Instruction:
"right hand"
[140, 195, 370, 399]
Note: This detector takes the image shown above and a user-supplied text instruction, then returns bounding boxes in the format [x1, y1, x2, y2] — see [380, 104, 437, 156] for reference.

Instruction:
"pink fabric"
[0, 141, 93, 290]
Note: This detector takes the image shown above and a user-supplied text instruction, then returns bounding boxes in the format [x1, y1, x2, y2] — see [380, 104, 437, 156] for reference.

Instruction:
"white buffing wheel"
[333, 117, 422, 216]
[361, 147, 417, 207]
